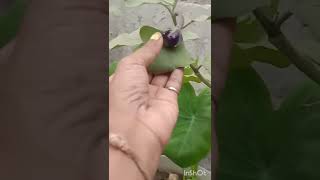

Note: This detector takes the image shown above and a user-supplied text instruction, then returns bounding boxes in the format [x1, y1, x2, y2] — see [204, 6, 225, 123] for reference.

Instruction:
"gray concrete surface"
[109, 0, 211, 63]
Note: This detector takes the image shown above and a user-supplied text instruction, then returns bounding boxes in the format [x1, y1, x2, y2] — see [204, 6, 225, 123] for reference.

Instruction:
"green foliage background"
[214, 0, 320, 179]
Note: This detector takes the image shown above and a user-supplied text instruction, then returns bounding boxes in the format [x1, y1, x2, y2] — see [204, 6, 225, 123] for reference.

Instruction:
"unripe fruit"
[162, 29, 183, 48]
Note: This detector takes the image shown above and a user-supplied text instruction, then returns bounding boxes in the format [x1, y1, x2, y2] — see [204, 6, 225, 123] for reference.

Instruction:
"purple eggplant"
[162, 29, 183, 48]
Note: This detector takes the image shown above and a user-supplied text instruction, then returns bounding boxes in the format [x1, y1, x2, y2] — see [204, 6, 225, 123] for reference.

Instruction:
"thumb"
[126, 32, 163, 67]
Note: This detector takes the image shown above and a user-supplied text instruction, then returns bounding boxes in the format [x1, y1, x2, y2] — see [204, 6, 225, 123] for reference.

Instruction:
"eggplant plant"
[109, 0, 212, 179]
[214, 0, 320, 179]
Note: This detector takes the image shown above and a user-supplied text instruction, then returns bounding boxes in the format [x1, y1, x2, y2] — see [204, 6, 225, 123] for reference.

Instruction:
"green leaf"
[217, 66, 274, 179]
[183, 75, 201, 83]
[231, 44, 291, 69]
[109, 60, 119, 76]
[290, 0, 320, 41]
[109, 28, 143, 50]
[0, 0, 26, 48]
[266, 81, 320, 180]
[217, 66, 320, 179]
[140, 26, 160, 42]
[198, 55, 211, 81]
[164, 83, 211, 167]
[213, 0, 271, 19]
[235, 16, 266, 43]
[139, 26, 194, 74]
[184, 66, 194, 76]
[230, 44, 251, 69]
[124, 0, 174, 7]
[245, 46, 291, 68]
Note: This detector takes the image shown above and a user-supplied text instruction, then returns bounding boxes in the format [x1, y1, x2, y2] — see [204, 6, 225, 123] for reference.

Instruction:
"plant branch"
[182, 20, 195, 29]
[161, 3, 177, 26]
[253, 8, 320, 85]
[275, 11, 293, 27]
[190, 64, 211, 88]
[172, 0, 178, 12]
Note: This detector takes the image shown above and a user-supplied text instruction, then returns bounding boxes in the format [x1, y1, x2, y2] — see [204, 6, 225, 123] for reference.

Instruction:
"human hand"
[109, 32, 184, 147]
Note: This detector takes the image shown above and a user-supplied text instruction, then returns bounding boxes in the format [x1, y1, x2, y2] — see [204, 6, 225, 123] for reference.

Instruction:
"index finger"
[124, 32, 163, 67]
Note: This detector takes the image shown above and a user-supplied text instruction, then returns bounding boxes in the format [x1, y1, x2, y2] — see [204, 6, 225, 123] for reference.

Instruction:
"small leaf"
[245, 46, 291, 68]
[213, 0, 271, 19]
[164, 83, 211, 167]
[109, 60, 118, 76]
[140, 26, 160, 42]
[109, 28, 143, 50]
[235, 15, 266, 43]
[124, 0, 174, 7]
[184, 66, 194, 76]
[139, 26, 194, 74]
[183, 75, 201, 83]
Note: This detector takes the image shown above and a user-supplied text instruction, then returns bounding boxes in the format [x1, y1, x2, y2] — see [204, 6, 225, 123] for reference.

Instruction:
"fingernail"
[150, 32, 162, 40]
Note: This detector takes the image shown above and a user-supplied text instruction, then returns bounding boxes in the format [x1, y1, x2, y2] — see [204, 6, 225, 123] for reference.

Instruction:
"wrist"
[109, 147, 145, 180]
[109, 114, 163, 178]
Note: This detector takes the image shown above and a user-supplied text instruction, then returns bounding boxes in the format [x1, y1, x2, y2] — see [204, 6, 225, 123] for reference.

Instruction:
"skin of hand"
[109, 32, 184, 180]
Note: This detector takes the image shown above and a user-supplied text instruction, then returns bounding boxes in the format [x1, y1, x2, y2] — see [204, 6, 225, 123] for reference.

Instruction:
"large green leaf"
[139, 26, 194, 74]
[124, 0, 174, 8]
[0, 0, 26, 48]
[231, 44, 291, 69]
[164, 83, 211, 168]
[290, 0, 320, 41]
[216, 66, 273, 180]
[263, 81, 320, 180]
[217, 66, 320, 179]
[213, 0, 271, 19]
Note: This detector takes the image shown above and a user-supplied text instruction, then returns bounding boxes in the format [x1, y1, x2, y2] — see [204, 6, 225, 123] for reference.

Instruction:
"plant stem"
[190, 64, 211, 88]
[275, 11, 293, 27]
[253, 8, 320, 85]
[182, 20, 195, 29]
[162, 3, 177, 26]
[173, 0, 178, 12]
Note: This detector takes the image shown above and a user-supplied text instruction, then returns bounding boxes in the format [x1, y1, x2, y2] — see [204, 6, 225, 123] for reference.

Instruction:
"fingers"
[148, 72, 154, 83]
[109, 74, 114, 82]
[125, 32, 163, 67]
[151, 74, 170, 87]
[165, 68, 184, 94]
[156, 68, 184, 103]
